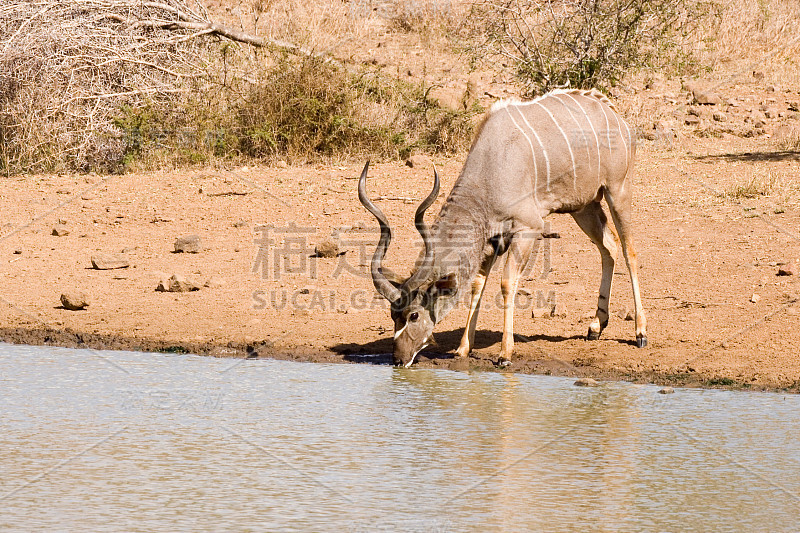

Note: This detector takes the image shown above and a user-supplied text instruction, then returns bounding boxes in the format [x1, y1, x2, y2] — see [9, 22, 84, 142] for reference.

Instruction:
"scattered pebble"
[616, 307, 634, 321]
[405, 154, 432, 168]
[203, 276, 226, 288]
[156, 274, 201, 292]
[692, 88, 722, 105]
[174, 235, 201, 253]
[777, 262, 797, 276]
[315, 235, 340, 258]
[551, 302, 568, 318]
[60, 292, 88, 310]
[658, 387, 675, 394]
[13, 249, 21, 255]
[91, 253, 130, 270]
[574, 377, 600, 387]
[532, 307, 552, 319]
[750, 293, 761, 303]
[712, 111, 727, 122]
[52, 225, 70, 237]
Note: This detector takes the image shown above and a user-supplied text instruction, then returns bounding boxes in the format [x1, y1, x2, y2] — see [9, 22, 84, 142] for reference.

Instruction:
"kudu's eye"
[408, 312, 419, 322]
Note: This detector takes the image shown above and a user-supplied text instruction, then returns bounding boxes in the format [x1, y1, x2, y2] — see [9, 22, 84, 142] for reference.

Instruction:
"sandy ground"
[2, 120, 799, 390]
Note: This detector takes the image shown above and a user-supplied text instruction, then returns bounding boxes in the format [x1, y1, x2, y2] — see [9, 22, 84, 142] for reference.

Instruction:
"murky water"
[1, 343, 799, 531]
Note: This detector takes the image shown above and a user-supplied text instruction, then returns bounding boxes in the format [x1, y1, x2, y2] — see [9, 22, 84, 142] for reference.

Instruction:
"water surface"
[1, 343, 798, 531]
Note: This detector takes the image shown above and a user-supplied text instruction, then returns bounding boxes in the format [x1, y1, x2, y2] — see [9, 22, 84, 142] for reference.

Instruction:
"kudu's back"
[453, 89, 635, 222]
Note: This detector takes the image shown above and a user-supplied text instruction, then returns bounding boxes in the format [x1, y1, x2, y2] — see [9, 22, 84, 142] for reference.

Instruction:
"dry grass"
[698, 0, 800, 85]
[0, 0, 479, 174]
[3, 0, 800, 175]
[723, 172, 779, 200]
[0, 1, 208, 174]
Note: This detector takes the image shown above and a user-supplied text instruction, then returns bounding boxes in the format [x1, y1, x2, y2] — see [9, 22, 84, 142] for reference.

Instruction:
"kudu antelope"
[358, 89, 647, 367]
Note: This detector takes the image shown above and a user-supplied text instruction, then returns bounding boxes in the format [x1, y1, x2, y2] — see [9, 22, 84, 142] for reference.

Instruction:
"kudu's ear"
[433, 273, 458, 295]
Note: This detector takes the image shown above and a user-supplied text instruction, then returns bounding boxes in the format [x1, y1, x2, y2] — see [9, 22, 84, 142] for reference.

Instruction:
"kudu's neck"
[429, 180, 494, 289]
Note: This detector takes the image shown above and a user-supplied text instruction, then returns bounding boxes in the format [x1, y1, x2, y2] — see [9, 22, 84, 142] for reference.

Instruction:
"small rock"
[616, 307, 634, 321]
[60, 292, 88, 310]
[174, 235, 201, 253]
[203, 276, 226, 288]
[684, 115, 701, 126]
[753, 70, 765, 80]
[156, 274, 201, 293]
[52, 225, 70, 237]
[774, 124, 800, 143]
[314, 235, 340, 258]
[233, 220, 249, 228]
[405, 154, 432, 168]
[692, 88, 722, 105]
[91, 253, 130, 270]
[574, 377, 600, 387]
[13, 249, 21, 255]
[658, 387, 675, 394]
[551, 302, 567, 318]
[750, 293, 761, 303]
[276, 160, 288, 169]
[712, 111, 727, 122]
[778, 262, 797, 276]
[764, 108, 778, 119]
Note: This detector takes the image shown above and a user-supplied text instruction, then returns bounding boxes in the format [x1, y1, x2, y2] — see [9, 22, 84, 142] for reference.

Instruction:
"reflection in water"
[1, 343, 799, 531]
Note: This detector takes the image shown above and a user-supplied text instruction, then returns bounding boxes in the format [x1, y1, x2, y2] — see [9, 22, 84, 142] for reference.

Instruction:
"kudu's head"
[358, 162, 457, 367]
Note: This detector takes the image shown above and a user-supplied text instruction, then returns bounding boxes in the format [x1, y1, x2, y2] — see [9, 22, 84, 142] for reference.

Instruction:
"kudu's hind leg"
[499, 230, 537, 362]
[571, 202, 618, 341]
[605, 193, 648, 348]
[456, 256, 497, 358]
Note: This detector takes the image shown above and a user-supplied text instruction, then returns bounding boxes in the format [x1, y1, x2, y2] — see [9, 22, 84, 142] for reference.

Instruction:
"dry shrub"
[467, 0, 713, 95]
[130, 56, 479, 167]
[0, 1, 478, 174]
[0, 1, 208, 174]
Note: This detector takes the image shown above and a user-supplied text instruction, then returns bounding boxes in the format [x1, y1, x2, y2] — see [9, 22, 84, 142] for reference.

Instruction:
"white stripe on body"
[610, 109, 629, 173]
[535, 100, 578, 193]
[563, 93, 601, 186]
[595, 98, 614, 188]
[553, 95, 591, 194]
[504, 106, 539, 206]
[513, 106, 551, 192]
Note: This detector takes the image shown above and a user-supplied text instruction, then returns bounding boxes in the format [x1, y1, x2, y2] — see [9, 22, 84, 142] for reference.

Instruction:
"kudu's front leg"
[456, 257, 497, 358]
[499, 231, 537, 363]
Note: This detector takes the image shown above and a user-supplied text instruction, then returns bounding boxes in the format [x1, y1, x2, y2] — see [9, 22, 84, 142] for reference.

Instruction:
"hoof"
[586, 328, 601, 341]
[497, 357, 512, 368]
[636, 335, 648, 348]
